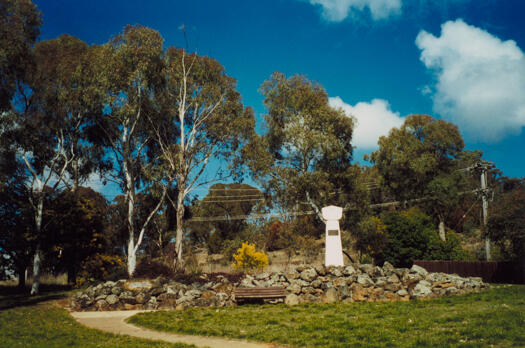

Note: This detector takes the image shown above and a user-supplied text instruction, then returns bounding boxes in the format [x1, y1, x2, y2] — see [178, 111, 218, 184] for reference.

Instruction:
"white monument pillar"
[322, 205, 344, 267]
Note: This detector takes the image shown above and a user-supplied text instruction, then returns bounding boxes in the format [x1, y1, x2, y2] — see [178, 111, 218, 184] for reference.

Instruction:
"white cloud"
[416, 19, 525, 142]
[329, 96, 404, 149]
[308, 0, 402, 22]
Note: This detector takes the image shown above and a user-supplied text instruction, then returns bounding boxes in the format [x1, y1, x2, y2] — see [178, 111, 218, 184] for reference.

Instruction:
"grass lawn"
[130, 285, 525, 348]
[0, 285, 194, 348]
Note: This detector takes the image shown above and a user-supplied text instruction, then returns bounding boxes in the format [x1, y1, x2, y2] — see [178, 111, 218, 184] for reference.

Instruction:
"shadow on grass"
[0, 284, 72, 310]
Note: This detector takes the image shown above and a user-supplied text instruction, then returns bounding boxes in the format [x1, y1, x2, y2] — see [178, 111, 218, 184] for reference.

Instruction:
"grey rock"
[119, 291, 137, 304]
[357, 274, 374, 287]
[383, 261, 395, 274]
[410, 280, 432, 298]
[95, 294, 107, 301]
[253, 279, 270, 287]
[240, 278, 255, 287]
[96, 299, 109, 309]
[311, 279, 322, 288]
[302, 286, 316, 294]
[343, 265, 356, 276]
[324, 288, 339, 303]
[285, 271, 299, 282]
[387, 273, 400, 283]
[359, 264, 374, 275]
[300, 268, 318, 282]
[375, 277, 387, 287]
[446, 286, 458, 295]
[256, 272, 270, 280]
[330, 267, 343, 277]
[402, 272, 422, 286]
[136, 292, 151, 304]
[176, 296, 193, 305]
[185, 289, 202, 299]
[339, 284, 351, 299]
[396, 289, 408, 296]
[106, 294, 119, 305]
[111, 287, 122, 296]
[285, 293, 299, 305]
[290, 279, 309, 287]
[287, 283, 302, 294]
[320, 281, 334, 290]
[410, 264, 428, 277]
[314, 264, 327, 276]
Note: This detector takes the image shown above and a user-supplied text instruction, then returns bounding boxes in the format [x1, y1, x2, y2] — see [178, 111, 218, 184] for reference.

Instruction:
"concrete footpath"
[70, 310, 280, 348]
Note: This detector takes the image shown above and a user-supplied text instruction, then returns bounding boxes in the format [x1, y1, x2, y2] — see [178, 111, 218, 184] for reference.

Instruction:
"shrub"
[133, 259, 174, 279]
[232, 242, 269, 272]
[76, 253, 126, 286]
[355, 216, 388, 262]
[379, 208, 469, 268]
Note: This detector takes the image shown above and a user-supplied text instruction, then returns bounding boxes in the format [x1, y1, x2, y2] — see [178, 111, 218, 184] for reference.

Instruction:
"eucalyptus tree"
[96, 25, 167, 276]
[0, 0, 41, 111]
[1, 79, 76, 294]
[149, 47, 255, 267]
[31, 35, 107, 192]
[245, 72, 365, 225]
[366, 115, 468, 240]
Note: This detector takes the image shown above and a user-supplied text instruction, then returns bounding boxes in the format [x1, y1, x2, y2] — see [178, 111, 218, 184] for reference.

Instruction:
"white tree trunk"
[127, 237, 136, 277]
[125, 161, 136, 278]
[30, 194, 44, 295]
[175, 185, 186, 268]
[438, 218, 446, 242]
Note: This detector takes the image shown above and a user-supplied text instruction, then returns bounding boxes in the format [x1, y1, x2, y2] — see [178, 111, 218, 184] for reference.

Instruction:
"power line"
[201, 198, 265, 203]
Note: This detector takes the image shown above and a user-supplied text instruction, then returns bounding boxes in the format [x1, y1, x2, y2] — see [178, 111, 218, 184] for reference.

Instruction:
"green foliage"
[376, 208, 469, 267]
[131, 285, 525, 348]
[355, 216, 388, 262]
[367, 115, 471, 235]
[0, 0, 42, 111]
[245, 72, 367, 226]
[232, 242, 268, 272]
[77, 254, 126, 286]
[489, 179, 525, 281]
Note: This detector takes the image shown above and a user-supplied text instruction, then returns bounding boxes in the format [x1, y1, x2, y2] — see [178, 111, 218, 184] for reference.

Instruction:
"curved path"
[70, 310, 281, 348]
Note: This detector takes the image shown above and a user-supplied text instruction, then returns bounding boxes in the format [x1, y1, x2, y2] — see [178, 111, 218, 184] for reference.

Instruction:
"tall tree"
[0, 0, 41, 111]
[96, 25, 167, 276]
[366, 115, 467, 240]
[150, 47, 255, 267]
[245, 72, 365, 226]
[31, 35, 107, 193]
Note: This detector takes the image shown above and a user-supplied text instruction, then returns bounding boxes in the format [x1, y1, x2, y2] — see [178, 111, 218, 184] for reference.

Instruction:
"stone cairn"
[70, 262, 487, 311]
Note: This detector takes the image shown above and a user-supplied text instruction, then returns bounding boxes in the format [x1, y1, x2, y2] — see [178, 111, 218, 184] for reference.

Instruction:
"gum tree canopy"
[367, 114, 468, 241]
[151, 47, 255, 267]
[245, 72, 365, 224]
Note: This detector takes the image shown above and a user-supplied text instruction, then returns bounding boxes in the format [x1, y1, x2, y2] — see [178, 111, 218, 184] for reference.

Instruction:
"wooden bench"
[233, 287, 287, 303]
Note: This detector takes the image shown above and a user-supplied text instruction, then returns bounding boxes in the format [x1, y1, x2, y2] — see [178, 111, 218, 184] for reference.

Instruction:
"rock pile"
[70, 262, 487, 311]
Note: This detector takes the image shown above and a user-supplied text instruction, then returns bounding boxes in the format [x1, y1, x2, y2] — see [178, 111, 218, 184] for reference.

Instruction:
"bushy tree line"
[1, 0, 523, 293]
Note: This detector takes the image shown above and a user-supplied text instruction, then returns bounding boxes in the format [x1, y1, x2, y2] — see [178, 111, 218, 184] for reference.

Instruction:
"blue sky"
[34, 0, 525, 198]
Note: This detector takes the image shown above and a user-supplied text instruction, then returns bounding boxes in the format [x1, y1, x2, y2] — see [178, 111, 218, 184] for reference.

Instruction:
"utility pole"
[459, 160, 494, 261]
[480, 165, 490, 260]
[476, 161, 495, 261]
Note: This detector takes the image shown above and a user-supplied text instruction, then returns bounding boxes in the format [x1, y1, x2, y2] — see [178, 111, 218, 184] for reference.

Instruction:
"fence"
[413, 260, 524, 284]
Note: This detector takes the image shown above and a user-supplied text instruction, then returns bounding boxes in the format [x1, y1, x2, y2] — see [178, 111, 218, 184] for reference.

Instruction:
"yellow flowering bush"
[232, 242, 269, 271]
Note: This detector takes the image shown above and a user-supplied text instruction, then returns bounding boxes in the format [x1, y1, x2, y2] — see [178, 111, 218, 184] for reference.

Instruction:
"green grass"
[0, 286, 194, 348]
[130, 285, 525, 348]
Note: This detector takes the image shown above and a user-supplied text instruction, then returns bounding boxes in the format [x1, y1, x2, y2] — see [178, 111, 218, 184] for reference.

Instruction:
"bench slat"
[233, 287, 286, 300]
